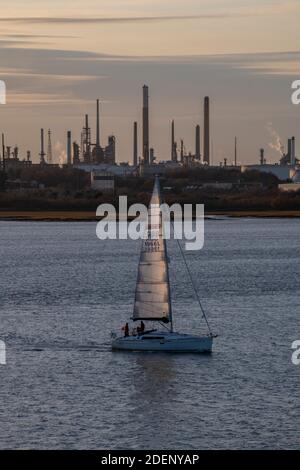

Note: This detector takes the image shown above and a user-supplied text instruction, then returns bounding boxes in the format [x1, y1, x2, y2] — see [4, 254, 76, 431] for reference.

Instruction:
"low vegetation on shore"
[0, 166, 300, 217]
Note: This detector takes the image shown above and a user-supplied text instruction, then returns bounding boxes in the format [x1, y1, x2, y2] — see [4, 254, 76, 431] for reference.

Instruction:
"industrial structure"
[133, 121, 138, 166]
[2, 81, 300, 190]
[78, 101, 116, 165]
[142, 85, 150, 165]
[203, 96, 210, 165]
[91, 170, 115, 192]
[67, 131, 72, 166]
[1, 86, 212, 175]
[242, 136, 299, 180]
[195, 125, 201, 161]
[46, 129, 53, 164]
[171, 120, 177, 162]
[234, 137, 237, 166]
[280, 136, 297, 166]
[39, 128, 46, 164]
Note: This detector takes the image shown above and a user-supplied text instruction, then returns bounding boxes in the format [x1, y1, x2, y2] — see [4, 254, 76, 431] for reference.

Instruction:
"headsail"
[132, 177, 172, 323]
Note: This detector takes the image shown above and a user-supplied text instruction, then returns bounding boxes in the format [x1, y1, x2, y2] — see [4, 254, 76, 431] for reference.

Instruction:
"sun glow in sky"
[0, 0, 300, 163]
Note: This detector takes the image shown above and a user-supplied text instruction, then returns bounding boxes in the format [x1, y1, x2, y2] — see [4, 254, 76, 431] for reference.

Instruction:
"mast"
[164, 235, 173, 332]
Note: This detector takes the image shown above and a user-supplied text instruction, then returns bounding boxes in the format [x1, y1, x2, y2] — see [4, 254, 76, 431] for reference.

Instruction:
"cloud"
[1, 43, 299, 165]
[1, 1, 300, 25]
[0, 13, 250, 25]
[1, 33, 78, 39]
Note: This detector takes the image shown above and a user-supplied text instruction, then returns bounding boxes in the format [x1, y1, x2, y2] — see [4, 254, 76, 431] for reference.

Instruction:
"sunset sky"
[0, 0, 300, 164]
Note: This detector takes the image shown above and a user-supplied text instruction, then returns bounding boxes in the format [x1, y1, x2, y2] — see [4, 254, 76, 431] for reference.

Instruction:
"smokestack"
[2, 133, 5, 164]
[171, 120, 177, 162]
[142, 85, 149, 165]
[96, 99, 100, 148]
[83, 114, 91, 163]
[39, 128, 45, 164]
[46, 129, 53, 164]
[203, 96, 210, 165]
[133, 121, 138, 166]
[195, 125, 200, 160]
[234, 136, 237, 166]
[180, 139, 184, 163]
[260, 148, 265, 165]
[287, 138, 292, 162]
[67, 131, 72, 165]
[291, 136, 296, 165]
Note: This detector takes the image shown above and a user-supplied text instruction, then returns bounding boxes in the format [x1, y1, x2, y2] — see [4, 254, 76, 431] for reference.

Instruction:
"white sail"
[132, 178, 172, 323]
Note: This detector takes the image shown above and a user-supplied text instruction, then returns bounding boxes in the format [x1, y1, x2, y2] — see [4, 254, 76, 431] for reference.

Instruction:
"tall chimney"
[291, 136, 296, 165]
[39, 128, 45, 164]
[195, 125, 200, 160]
[287, 138, 292, 162]
[234, 136, 237, 166]
[180, 139, 184, 162]
[142, 85, 149, 165]
[1, 133, 5, 165]
[96, 99, 100, 148]
[171, 120, 176, 162]
[67, 131, 72, 165]
[133, 121, 138, 166]
[83, 114, 91, 163]
[203, 96, 210, 165]
[85, 114, 89, 136]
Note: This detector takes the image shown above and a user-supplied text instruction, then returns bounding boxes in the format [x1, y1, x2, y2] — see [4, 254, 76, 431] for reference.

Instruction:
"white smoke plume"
[54, 141, 66, 166]
[266, 122, 284, 156]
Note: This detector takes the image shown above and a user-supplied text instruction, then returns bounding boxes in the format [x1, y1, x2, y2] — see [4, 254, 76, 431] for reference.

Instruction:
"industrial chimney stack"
[96, 99, 100, 148]
[234, 136, 237, 166]
[291, 136, 296, 165]
[203, 96, 210, 165]
[1, 133, 6, 174]
[133, 121, 138, 166]
[142, 85, 149, 165]
[39, 128, 46, 164]
[195, 125, 201, 161]
[67, 131, 72, 165]
[171, 120, 177, 162]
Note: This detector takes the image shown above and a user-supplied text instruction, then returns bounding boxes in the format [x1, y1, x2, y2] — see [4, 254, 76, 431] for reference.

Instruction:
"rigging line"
[171, 220, 213, 336]
[159, 321, 170, 331]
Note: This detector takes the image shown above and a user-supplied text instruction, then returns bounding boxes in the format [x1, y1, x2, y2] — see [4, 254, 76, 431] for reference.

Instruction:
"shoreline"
[0, 210, 300, 221]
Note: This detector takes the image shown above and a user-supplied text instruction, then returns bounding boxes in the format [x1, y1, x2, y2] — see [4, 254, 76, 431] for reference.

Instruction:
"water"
[0, 219, 299, 449]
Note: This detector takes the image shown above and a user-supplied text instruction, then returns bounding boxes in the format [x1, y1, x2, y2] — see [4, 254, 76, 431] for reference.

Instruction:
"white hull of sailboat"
[112, 331, 213, 353]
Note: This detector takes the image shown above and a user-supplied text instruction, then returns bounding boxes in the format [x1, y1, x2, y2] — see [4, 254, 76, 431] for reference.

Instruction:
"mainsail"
[132, 177, 172, 323]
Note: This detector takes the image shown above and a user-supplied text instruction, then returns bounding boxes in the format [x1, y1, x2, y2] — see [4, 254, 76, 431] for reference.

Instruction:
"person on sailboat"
[124, 323, 129, 337]
[137, 321, 145, 335]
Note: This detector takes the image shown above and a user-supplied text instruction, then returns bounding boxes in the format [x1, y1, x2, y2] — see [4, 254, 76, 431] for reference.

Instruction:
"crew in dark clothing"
[140, 321, 145, 333]
[124, 323, 129, 337]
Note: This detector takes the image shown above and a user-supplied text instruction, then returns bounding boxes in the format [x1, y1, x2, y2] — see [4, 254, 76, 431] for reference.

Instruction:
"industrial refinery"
[0, 84, 299, 184]
[0, 85, 212, 169]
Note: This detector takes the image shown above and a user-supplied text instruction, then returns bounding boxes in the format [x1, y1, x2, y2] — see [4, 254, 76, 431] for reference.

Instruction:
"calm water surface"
[0, 219, 299, 449]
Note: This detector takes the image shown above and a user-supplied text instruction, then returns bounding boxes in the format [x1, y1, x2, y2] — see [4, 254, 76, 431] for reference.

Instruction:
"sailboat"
[112, 177, 215, 353]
